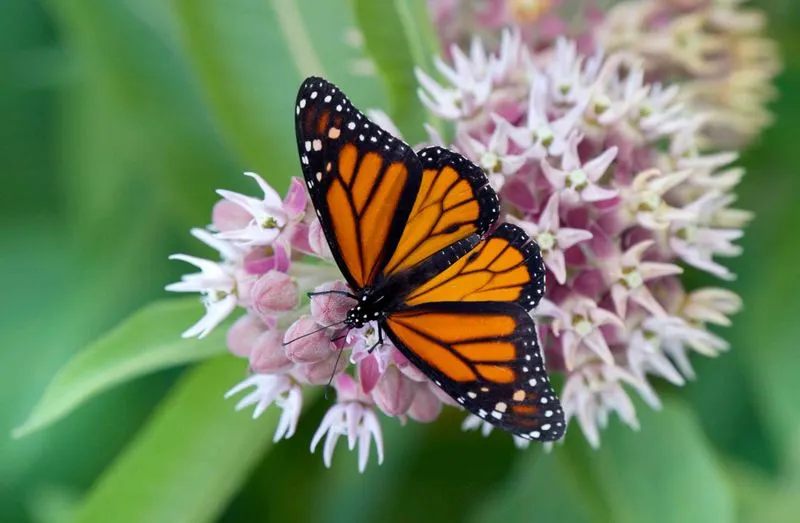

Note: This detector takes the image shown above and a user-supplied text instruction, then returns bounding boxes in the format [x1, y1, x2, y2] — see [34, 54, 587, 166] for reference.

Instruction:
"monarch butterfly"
[294, 77, 565, 442]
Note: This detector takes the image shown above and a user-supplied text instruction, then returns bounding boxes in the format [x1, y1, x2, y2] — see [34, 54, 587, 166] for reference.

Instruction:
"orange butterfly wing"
[383, 302, 564, 441]
[381, 147, 499, 278]
[403, 223, 546, 311]
[295, 78, 422, 289]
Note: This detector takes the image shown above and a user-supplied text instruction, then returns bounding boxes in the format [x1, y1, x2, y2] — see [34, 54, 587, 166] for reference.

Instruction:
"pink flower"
[604, 240, 684, 318]
[225, 373, 302, 441]
[216, 173, 306, 247]
[310, 374, 384, 472]
[459, 120, 526, 189]
[550, 297, 624, 370]
[540, 132, 619, 203]
[509, 194, 592, 284]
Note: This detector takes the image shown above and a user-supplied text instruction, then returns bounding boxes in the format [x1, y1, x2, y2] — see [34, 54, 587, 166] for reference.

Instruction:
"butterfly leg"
[367, 324, 385, 354]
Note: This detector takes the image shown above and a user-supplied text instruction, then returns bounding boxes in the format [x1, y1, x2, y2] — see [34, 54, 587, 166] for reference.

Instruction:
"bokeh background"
[2, 1, 799, 522]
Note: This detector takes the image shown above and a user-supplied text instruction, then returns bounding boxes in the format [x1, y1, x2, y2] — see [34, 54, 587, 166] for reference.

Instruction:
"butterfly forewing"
[295, 77, 421, 289]
[383, 302, 564, 441]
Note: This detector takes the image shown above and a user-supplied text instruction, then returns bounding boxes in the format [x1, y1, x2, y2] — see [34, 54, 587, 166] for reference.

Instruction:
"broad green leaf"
[173, 0, 385, 190]
[351, 0, 443, 141]
[14, 298, 230, 438]
[585, 396, 736, 523]
[72, 356, 299, 523]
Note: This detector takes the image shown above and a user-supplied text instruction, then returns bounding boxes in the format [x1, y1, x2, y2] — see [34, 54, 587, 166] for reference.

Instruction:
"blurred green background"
[2, 1, 799, 522]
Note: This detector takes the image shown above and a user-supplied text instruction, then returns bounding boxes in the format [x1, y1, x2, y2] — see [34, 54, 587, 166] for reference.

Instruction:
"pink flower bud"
[373, 366, 415, 416]
[295, 351, 347, 385]
[226, 313, 266, 357]
[212, 198, 252, 232]
[308, 218, 332, 258]
[358, 354, 381, 394]
[408, 384, 443, 423]
[393, 350, 427, 382]
[429, 381, 460, 407]
[250, 271, 298, 319]
[284, 316, 334, 363]
[310, 280, 353, 325]
[244, 243, 290, 275]
[249, 330, 293, 373]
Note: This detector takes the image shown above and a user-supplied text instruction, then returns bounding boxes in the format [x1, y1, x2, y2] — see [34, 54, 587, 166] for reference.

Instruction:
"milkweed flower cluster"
[413, 27, 747, 447]
[168, 8, 758, 470]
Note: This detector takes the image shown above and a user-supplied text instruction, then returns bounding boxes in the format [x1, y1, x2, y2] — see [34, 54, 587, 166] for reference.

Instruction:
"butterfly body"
[295, 76, 565, 442]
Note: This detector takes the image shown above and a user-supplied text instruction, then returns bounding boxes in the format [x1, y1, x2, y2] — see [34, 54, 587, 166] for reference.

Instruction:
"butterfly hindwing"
[295, 77, 422, 289]
[403, 223, 546, 311]
[382, 301, 564, 441]
[382, 146, 500, 278]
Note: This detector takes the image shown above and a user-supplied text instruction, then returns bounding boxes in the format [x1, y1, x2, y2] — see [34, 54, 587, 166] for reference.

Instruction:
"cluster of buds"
[167, 171, 451, 471]
[168, 10, 757, 469]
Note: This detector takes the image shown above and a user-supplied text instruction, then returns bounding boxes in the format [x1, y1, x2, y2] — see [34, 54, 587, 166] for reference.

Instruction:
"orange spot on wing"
[512, 405, 538, 415]
[475, 364, 515, 384]
[315, 110, 330, 135]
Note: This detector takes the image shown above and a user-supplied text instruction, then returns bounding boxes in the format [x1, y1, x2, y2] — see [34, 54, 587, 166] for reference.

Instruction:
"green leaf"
[469, 447, 594, 523]
[173, 0, 385, 190]
[350, 0, 443, 141]
[476, 398, 735, 523]
[725, 431, 800, 523]
[585, 396, 736, 523]
[14, 298, 230, 438]
[71, 356, 296, 523]
[732, 61, 800, 463]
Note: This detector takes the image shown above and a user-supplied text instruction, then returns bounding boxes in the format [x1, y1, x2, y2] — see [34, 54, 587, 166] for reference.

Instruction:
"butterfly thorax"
[344, 288, 391, 328]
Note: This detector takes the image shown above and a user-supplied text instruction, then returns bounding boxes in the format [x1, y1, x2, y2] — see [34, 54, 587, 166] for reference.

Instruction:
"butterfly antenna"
[282, 320, 345, 346]
[324, 347, 346, 401]
[307, 290, 356, 299]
